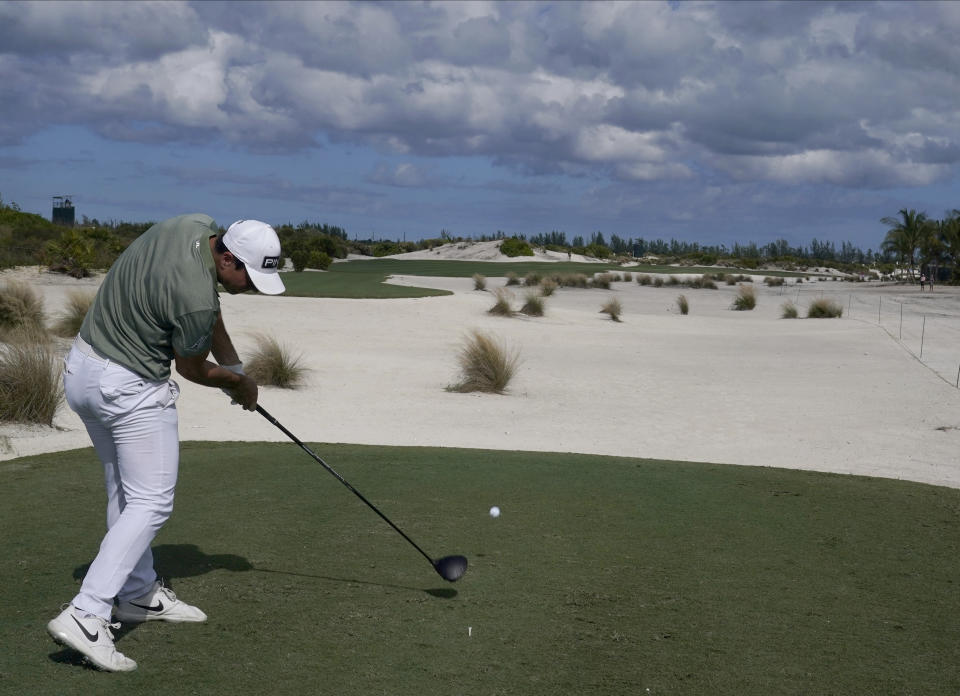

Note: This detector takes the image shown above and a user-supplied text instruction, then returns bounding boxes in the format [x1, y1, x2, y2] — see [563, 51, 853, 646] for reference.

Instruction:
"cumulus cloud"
[0, 0, 958, 194]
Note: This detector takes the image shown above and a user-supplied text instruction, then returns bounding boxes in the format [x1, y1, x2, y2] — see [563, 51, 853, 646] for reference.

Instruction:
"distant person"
[46, 214, 285, 672]
[920, 274, 926, 291]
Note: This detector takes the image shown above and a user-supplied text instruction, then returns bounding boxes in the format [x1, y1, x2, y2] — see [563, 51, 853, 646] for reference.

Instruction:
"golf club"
[256, 405, 468, 583]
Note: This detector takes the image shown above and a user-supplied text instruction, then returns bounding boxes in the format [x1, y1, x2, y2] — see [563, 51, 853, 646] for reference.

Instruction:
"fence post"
[920, 315, 926, 359]
[899, 303, 903, 340]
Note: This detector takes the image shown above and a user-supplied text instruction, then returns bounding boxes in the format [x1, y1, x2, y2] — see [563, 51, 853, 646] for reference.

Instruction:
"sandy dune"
[3, 257, 959, 490]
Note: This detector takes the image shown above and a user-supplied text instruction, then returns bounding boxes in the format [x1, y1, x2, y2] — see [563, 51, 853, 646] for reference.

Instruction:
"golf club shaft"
[255, 405, 435, 565]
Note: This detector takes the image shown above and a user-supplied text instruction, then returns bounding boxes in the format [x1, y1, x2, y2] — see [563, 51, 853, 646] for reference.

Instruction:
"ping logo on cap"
[262, 256, 280, 269]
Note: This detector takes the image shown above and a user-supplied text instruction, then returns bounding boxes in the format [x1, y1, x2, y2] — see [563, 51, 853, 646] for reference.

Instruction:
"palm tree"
[933, 210, 960, 283]
[881, 209, 928, 281]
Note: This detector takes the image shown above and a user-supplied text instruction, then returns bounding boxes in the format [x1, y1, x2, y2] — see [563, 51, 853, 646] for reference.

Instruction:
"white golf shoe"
[114, 581, 207, 623]
[47, 605, 137, 672]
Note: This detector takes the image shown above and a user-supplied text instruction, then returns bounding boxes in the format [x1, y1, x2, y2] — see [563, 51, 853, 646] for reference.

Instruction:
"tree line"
[1, 193, 957, 280]
[880, 208, 960, 282]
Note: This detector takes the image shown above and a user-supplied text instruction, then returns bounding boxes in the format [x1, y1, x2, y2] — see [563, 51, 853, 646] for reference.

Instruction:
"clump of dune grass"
[636, 274, 652, 286]
[472, 273, 487, 291]
[600, 298, 622, 322]
[764, 276, 785, 287]
[0, 280, 47, 341]
[446, 330, 519, 394]
[244, 333, 306, 388]
[622, 272, 632, 282]
[520, 291, 545, 317]
[653, 276, 664, 287]
[667, 275, 681, 286]
[0, 331, 63, 424]
[51, 290, 96, 338]
[732, 285, 756, 311]
[807, 298, 843, 318]
[686, 275, 717, 290]
[558, 273, 588, 288]
[677, 295, 689, 315]
[540, 278, 557, 297]
[488, 288, 515, 316]
[727, 274, 752, 285]
[781, 301, 799, 319]
[591, 273, 613, 289]
[523, 271, 542, 287]
[505, 272, 520, 286]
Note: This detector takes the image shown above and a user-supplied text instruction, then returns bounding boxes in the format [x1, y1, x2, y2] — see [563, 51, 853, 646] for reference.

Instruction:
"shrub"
[559, 273, 588, 288]
[0, 281, 46, 341]
[622, 272, 632, 282]
[500, 237, 534, 257]
[807, 298, 843, 318]
[591, 273, 613, 289]
[667, 275, 681, 286]
[505, 272, 520, 286]
[43, 228, 96, 278]
[636, 274, 652, 286]
[677, 295, 689, 315]
[0, 332, 63, 424]
[244, 333, 306, 388]
[307, 250, 332, 270]
[653, 276, 664, 287]
[732, 285, 756, 311]
[600, 298, 622, 322]
[523, 272, 542, 287]
[540, 278, 557, 296]
[51, 290, 95, 338]
[781, 301, 799, 319]
[472, 273, 487, 291]
[764, 276, 785, 287]
[291, 249, 309, 272]
[520, 291, 545, 317]
[488, 288, 514, 316]
[687, 276, 717, 289]
[447, 330, 519, 394]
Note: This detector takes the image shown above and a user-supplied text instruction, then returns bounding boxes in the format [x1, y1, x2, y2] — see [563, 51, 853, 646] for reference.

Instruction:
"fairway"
[3, 443, 959, 695]
[278, 258, 808, 298]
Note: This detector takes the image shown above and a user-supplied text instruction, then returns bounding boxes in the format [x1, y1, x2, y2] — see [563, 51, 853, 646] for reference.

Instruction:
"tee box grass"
[2, 442, 958, 695]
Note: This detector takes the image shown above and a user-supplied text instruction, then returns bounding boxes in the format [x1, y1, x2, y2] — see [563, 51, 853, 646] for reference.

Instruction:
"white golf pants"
[63, 337, 180, 620]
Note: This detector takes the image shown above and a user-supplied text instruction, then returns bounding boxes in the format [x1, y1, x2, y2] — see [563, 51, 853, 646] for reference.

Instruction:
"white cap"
[223, 220, 285, 295]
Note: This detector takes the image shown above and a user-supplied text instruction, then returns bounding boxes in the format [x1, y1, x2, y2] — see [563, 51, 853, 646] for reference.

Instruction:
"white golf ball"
[489, 506, 501, 518]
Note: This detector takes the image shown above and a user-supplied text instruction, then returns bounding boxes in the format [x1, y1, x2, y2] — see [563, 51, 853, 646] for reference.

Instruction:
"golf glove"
[221, 363, 244, 404]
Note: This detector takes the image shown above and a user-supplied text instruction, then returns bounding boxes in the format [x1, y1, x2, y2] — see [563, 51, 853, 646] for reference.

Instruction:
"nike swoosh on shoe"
[128, 600, 164, 612]
[71, 615, 99, 643]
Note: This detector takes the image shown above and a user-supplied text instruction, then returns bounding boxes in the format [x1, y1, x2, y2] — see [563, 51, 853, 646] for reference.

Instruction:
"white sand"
[3, 254, 960, 490]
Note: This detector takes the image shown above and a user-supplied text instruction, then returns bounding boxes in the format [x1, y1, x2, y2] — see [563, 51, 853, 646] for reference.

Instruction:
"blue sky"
[1, 1, 958, 251]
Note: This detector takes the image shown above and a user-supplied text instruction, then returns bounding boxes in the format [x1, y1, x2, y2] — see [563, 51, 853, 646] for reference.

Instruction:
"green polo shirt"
[79, 213, 221, 381]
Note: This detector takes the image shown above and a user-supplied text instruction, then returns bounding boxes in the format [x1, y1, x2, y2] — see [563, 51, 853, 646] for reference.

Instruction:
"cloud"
[366, 162, 427, 188]
[0, 0, 958, 197]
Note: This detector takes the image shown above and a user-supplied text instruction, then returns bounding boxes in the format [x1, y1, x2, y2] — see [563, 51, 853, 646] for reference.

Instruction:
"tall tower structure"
[52, 196, 75, 226]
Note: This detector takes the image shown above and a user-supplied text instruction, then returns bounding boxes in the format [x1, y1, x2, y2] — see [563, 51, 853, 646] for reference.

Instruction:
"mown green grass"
[280, 260, 811, 299]
[4, 443, 958, 695]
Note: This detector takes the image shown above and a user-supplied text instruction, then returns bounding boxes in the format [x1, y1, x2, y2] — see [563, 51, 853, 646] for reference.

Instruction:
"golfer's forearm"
[210, 314, 241, 366]
[174, 353, 242, 390]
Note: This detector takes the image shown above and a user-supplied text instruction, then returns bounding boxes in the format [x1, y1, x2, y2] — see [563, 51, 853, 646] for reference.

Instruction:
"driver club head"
[433, 555, 468, 582]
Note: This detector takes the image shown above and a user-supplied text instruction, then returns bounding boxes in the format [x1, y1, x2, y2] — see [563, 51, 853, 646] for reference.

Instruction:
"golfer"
[47, 214, 285, 671]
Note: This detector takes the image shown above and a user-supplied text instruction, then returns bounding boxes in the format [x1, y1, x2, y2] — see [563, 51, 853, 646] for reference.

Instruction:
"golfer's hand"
[228, 374, 259, 411]
[220, 363, 245, 404]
